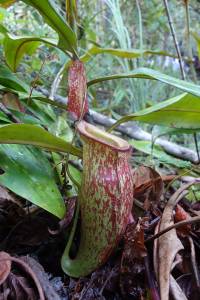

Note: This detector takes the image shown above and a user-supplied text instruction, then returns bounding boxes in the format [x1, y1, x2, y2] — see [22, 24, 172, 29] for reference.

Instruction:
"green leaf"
[0, 23, 8, 34]
[3, 34, 60, 71]
[0, 144, 66, 218]
[0, 111, 10, 123]
[108, 93, 200, 131]
[10, 109, 43, 125]
[52, 152, 82, 196]
[21, 0, 77, 54]
[130, 140, 191, 168]
[0, 124, 82, 157]
[88, 67, 200, 97]
[68, 163, 82, 186]
[0, 65, 28, 92]
[21, 97, 56, 126]
[81, 46, 176, 63]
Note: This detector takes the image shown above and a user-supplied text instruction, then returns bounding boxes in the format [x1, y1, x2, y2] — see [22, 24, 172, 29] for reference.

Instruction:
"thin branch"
[188, 236, 200, 287]
[145, 215, 200, 243]
[37, 87, 199, 164]
[163, 0, 186, 80]
[163, 0, 200, 163]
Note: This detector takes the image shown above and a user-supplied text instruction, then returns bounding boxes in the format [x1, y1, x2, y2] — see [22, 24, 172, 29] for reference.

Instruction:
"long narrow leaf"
[0, 124, 82, 157]
[88, 67, 200, 97]
[108, 93, 200, 131]
[81, 46, 176, 63]
[0, 65, 28, 92]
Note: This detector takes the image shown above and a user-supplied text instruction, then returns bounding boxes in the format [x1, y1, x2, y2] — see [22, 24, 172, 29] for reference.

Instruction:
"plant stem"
[163, 0, 186, 80]
[164, 0, 200, 163]
[185, 1, 197, 82]
[184, 1, 200, 162]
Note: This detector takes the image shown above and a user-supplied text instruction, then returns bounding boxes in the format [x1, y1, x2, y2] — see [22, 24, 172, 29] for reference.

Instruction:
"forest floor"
[0, 165, 200, 300]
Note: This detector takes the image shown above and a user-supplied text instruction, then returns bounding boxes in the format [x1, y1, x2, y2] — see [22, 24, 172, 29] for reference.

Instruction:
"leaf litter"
[1, 165, 200, 299]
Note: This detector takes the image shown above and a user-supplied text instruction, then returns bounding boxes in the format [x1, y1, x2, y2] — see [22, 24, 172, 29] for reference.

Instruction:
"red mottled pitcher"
[67, 60, 88, 120]
[62, 121, 133, 277]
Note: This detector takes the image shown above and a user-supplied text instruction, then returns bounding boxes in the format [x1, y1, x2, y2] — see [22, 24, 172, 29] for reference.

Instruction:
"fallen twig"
[38, 87, 199, 164]
[146, 215, 200, 243]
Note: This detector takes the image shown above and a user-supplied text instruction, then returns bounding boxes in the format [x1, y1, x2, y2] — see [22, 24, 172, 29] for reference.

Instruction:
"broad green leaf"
[130, 140, 191, 168]
[81, 46, 176, 63]
[88, 67, 200, 97]
[10, 109, 43, 125]
[66, 0, 78, 34]
[52, 115, 73, 141]
[0, 23, 8, 34]
[21, 97, 56, 126]
[68, 163, 82, 186]
[21, 0, 77, 54]
[3, 34, 60, 71]
[0, 124, 82, 157]
[0, 65, 28, 92]
[108, 93, 200, 131]
[0, 144, 66, 218]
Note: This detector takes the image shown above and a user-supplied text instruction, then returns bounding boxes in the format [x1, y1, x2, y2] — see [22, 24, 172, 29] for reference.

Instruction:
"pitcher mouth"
[77, 120, 131, 152]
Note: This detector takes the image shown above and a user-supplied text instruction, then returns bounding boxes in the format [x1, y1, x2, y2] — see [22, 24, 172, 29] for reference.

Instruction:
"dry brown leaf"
[132, 166, 163, 210]
[158, 183, 194, 300]
[6, 273, 37, 300]
[120, 219, 147, 298]
[2, 92, 24, 112]
[153, 222, 159, 278]
[175, 204, 191, 237]
[21, 256, 61, 300]
[0, 251, 11, 285]
[0, 252, 45, 300]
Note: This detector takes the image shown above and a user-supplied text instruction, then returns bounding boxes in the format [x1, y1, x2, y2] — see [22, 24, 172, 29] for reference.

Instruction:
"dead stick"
[145, 216, 200, 243]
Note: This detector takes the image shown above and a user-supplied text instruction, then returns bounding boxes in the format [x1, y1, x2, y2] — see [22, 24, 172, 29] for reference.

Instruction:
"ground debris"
[0, 166, 200, 299]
